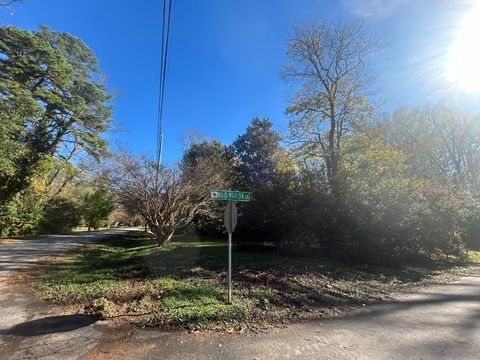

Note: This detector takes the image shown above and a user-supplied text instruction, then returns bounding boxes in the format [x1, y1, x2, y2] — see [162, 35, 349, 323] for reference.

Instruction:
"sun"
[446, 2, 480, 93]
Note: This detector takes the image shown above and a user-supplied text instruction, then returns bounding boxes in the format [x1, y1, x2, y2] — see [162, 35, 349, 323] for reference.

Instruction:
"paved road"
[0, 231, 130, 280]
[134, 274, 480, 360]
[1, 231, 479, 359]
[0, 230, 130, 360]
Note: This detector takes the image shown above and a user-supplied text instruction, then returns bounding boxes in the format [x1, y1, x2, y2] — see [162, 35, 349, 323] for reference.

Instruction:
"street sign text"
[210, 190, 251, 202]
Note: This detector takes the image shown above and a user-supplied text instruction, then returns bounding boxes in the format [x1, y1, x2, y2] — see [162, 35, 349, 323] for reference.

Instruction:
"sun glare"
[446, 2, 480, 93]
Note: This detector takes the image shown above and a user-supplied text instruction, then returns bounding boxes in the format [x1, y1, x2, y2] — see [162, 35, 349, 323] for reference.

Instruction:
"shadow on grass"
[139, 239, 429, 309]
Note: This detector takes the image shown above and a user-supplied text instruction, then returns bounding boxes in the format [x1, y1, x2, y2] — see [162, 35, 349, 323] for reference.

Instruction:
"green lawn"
[30, 231, 480, 331]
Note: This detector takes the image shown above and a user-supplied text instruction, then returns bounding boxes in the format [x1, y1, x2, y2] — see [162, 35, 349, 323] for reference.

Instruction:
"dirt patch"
[0, 239, 19, 245]
[84, 322, 156, 360]
[86, 341, 157, 360]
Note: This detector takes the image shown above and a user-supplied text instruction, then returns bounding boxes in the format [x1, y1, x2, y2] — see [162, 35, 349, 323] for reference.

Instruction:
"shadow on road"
[0, 315, 98, 337]
[334, 292, 480, 322]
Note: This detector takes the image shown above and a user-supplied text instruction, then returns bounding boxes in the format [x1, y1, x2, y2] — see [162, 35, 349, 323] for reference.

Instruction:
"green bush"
[39, 197, 81, 234]
[0, 191, 43, 237]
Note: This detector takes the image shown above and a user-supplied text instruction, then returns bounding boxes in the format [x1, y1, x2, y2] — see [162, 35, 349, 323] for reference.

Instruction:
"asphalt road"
[0, 231, 131, 280]
[138, 275, 480, 360]
[0, 230, 130, 360]
[1, 231, 479, 359]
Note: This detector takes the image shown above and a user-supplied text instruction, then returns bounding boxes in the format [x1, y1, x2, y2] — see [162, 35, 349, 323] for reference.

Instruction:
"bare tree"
[285, 21, 379, 195]
[387, 105, 480, 194]
[107, 151, 226, 245]
[180, 129, 207, 152]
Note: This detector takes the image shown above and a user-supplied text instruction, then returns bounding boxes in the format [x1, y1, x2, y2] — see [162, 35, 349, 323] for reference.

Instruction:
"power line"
[156, 0, 173, 174]
[155, 0, 166, 167]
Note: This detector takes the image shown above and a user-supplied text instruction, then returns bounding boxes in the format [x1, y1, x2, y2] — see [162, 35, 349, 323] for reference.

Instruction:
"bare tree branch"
[106, 151, 227, 245]
[285, 21, 379, 195]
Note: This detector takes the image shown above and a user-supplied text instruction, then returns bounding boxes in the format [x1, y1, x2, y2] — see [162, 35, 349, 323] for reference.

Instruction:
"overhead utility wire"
[156, 0, 173, 174]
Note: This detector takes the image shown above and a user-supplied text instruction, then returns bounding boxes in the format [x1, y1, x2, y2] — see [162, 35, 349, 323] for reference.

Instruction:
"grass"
[33, 232, 255, 330]
[29, 231, 480, 331]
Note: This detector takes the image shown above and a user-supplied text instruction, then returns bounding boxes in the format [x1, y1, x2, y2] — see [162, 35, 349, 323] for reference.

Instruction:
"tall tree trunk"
[328, 102, 340, 198]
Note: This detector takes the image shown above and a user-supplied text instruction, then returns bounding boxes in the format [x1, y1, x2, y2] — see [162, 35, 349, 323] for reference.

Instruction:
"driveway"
[1, 231, 479, 359]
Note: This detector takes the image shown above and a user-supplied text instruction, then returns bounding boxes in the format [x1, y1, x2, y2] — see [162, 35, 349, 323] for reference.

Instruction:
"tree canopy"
[231, 118, 284, 189]
[0, 26, 111, 202]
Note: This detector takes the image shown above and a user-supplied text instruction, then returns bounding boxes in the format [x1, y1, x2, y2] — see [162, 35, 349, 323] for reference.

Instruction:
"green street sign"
[210, 190, 251, 202]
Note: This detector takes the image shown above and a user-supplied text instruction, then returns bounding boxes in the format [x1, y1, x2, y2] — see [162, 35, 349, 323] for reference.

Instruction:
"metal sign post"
[228, 231, 232, 303]
[224, 201, 237, 303]
[211, 190, 250, 304]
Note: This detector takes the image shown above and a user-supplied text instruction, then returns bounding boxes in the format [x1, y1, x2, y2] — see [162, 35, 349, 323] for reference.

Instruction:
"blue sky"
[2, 0, 478, 163]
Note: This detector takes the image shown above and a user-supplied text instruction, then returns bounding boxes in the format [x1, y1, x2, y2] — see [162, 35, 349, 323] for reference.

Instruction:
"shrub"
[39, 197, 81, 234]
